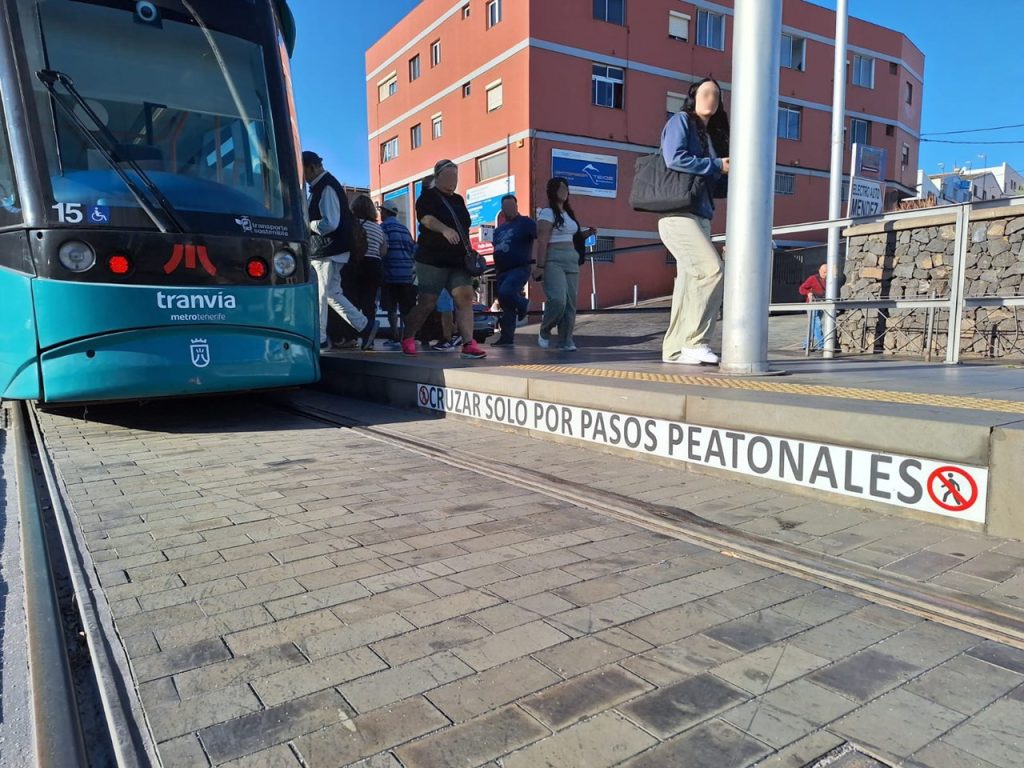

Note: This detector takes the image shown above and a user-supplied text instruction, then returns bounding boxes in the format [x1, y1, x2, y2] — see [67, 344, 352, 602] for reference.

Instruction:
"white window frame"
[380, 137, 399, 163]
[593, 0, 626, 25]
[462, 82, 472, 98]
[377, 72, 398, 103]
[696, 10, 725, 51]
[431, 113, 443, 140]
[410, 123, 422, 150]
[850, 118, 870, 147]
[853, 54, 875, 88]
[476, 148, 508, 182]
[461, 3, 470, 19]
[486, 0, 502, 28]
[775, 171, 796, 196]
[592, 64, 625, 109]
[778, 105, 802, 141]
[408, 54, 420, 82]
[781, 33, 806, 71]
[666, 91, 687, 119]
[430, 39, 442, 67]
[901, 143, 911, 168]
[905, 80, 914, 105]
[486, 80, 503, 112]
[669, 11, 690, 41]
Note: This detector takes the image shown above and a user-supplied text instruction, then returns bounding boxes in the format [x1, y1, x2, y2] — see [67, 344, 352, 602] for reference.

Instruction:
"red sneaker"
[461, 340, 487, 359]
[400, 338, 418, 357]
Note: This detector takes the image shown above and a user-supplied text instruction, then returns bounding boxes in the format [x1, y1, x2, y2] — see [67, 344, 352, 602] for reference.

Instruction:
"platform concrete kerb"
[319, 353, 1024, 538]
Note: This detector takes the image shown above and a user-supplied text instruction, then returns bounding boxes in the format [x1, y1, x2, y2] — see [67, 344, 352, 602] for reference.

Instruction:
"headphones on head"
[682, 78, 719, 113]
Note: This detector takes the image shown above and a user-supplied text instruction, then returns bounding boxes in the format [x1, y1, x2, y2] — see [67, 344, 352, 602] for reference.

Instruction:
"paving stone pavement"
[30, 394, 1024, 768]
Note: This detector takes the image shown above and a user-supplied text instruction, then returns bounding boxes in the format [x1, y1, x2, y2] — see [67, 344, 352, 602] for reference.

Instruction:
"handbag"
[436, 190, 487, 277]
[628, 152, 705, 213]
[572, 230, 588, 266]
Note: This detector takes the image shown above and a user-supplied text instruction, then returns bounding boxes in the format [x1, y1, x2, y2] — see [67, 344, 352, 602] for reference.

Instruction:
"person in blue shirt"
[379, 202, 417, 347]
[659, 78, 730, 367]
[491, 195, 537, 345]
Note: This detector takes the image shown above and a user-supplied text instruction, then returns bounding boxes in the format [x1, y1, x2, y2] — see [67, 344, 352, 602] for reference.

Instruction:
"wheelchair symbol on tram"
[88, 205, 111, 224]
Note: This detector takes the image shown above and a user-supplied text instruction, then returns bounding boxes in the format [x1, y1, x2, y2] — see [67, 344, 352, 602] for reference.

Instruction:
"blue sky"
[289, 0, 1024, 188]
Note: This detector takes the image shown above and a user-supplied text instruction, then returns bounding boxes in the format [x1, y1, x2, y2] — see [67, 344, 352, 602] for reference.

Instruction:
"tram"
[0, 0, 318, 404]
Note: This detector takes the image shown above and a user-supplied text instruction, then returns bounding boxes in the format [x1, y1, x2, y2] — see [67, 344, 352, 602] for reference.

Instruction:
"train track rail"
[11, 402, 158, 768]
[277, 396, 1024, 653]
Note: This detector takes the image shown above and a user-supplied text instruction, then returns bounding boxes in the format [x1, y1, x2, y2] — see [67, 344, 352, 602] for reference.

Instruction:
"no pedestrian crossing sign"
[416, 384, 989, 524]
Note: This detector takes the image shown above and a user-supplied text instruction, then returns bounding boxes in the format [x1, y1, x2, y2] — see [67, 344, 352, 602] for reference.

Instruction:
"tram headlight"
[58, 241, 96, 273]
[273, 249, 297, 277]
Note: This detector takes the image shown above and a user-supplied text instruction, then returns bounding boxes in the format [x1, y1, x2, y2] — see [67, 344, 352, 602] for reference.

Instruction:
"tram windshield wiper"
[35, 69, 186, 234]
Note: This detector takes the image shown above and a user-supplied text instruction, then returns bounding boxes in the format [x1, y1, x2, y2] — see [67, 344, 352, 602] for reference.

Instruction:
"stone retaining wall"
[838, 206, 1024, 357]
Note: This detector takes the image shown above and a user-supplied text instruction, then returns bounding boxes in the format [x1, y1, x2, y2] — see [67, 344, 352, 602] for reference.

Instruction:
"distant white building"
[918, 162, 1023, 204]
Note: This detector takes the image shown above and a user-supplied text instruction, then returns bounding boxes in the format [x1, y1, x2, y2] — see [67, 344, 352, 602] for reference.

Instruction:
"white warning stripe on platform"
[416, 384, 988, 524]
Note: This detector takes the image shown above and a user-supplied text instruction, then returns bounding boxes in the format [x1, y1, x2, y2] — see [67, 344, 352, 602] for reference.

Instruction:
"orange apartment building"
[365, 0, 924, 307]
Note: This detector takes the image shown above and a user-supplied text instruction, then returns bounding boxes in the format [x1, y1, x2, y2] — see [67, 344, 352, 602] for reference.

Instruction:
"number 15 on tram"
[0, 0, 319, 404]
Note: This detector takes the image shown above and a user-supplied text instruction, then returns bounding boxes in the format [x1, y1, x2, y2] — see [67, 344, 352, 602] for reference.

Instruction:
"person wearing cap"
[378, 201, 417, 347]
[400, 159, 487, 360]
[302, 151, 377, 351]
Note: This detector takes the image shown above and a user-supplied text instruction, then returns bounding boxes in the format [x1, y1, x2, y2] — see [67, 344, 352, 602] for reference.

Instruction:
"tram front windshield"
[15, 0, 299, 233]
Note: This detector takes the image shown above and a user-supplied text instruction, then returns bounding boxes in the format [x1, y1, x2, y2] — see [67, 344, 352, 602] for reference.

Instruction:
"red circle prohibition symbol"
[418, 387, 430, 406]
[927, 466, 978, 512]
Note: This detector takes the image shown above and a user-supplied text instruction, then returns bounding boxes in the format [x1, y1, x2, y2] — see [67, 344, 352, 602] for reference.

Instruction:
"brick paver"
[30, 394, 1024, 767]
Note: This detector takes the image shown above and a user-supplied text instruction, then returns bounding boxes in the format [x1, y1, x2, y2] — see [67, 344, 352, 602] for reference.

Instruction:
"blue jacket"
[380, 217, 416, 284]
[660, 112, 723, 221]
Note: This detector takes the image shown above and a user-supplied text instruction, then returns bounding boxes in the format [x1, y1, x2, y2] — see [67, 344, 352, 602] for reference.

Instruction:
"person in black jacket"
[303, 152, 376, 351]
[400, 159, 487, 360]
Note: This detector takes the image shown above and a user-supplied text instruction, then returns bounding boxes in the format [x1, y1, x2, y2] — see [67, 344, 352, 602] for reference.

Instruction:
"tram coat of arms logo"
[190, 339, 211, 368]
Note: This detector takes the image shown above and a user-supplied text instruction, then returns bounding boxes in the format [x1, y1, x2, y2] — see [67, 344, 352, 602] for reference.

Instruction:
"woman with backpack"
[349, 194, 387, 350]
[532, 177, 595, 351]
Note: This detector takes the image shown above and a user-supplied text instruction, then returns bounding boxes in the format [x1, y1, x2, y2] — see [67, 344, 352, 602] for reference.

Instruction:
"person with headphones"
[659, 78, 730, 366]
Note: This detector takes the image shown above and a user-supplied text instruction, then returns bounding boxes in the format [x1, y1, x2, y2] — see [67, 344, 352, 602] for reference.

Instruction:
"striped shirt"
[361, 220, 386, 260]
[380, 217, 417, 284]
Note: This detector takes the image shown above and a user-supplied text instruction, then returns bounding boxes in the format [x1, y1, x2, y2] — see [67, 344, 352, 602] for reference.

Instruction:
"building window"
[487, 0, 502, 28]
[668, 11, 690, 41]
[589, 236, 615, 263]
[905, 81, 914, 105]
[775, 171, 796, 196]
[377, 73, 397, 102]
[410, 124, 422, 150]
[408, 55, 420, 82]
[901, 143, 910, 168]
[781, 34, 806, 71]
[461, 3, 470, 18]
[696, 10, 725, 50]
[486, 81, 503, 112]
[852, 54, 874, 88]
[778, 105, 802, 141]
[462, 82, 472, 97]
[592, 64, 625, 109]
[432, 114, 443, 140]
[430, 39, 441, 67]
[593, 0, 625, 25]
[380, 137, 399, 163]
[885, 124, 895, 137]
[889, 61, 898, 75]
[477, 148, 508, 182]
[666, 92, 686, 120]
[850, 118, 870, 147]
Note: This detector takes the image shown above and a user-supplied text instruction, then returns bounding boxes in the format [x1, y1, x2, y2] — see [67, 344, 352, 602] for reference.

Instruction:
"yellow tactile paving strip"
[507, 364, 1024, 415]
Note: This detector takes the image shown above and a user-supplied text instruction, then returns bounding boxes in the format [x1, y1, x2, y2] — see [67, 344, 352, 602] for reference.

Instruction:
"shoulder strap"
[435, 190, 471, 253]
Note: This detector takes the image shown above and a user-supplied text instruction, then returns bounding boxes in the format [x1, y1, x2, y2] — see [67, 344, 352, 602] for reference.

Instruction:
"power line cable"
[921, 122, 1024, 137]
[922, 138, 1024, 145]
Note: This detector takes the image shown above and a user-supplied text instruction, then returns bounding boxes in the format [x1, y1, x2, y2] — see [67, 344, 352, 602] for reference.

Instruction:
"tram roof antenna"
[35, 69, 186, 234]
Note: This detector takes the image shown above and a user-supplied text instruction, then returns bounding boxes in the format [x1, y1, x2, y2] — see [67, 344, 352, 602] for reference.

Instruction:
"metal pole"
[823, 0, 849, 359]
[720, 0, 783, 374]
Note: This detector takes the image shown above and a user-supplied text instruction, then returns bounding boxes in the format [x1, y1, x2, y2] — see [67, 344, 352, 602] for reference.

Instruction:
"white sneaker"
[562, 340, 577, 352]
[670, 346, 719, 366]
[537, 334, 551, 349]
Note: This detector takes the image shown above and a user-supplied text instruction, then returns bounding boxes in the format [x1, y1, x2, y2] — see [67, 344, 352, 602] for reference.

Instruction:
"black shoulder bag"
[628, 152, 705, 214]
[436, 191, 487, 277]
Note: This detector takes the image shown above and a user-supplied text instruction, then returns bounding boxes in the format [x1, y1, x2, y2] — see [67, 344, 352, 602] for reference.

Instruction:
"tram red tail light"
[246, 257, 269, 280]
[108, 254, 132, 275]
